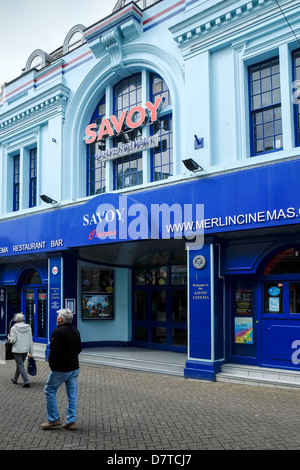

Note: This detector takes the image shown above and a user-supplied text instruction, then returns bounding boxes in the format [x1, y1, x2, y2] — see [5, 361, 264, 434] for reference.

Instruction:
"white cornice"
[171, 0, 299, 56]
[0, 84, 69, 133]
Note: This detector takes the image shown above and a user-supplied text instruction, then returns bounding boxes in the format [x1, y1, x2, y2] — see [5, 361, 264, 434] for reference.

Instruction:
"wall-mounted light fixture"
[182, 158, 203, 172]
[40, 194, 57, 204]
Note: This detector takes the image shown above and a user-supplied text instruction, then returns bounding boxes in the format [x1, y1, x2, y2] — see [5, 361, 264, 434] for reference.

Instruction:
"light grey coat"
[9, 322, 33, 354]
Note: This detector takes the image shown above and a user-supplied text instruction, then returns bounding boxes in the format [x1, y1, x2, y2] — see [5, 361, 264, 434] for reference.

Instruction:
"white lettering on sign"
[13, 241, 46, 252]
[0, 247, 8, 253]
[51, 239, 64, 247]
[95, 134, 158, 162]
[291, 340, 300, 365]
[83, 208, 125, 226]
[85, 97, 163, 144]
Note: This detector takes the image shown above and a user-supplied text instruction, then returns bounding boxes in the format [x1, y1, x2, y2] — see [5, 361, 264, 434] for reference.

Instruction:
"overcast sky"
[0, 0, 116, 85]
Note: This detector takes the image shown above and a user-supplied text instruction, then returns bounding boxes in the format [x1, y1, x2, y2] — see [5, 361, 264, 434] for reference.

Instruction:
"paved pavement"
[0, 358, 300, 452]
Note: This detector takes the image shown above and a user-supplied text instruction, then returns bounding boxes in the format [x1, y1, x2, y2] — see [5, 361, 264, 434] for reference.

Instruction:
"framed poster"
[82, 269, 114, 320]
[235, 288, 252, 315]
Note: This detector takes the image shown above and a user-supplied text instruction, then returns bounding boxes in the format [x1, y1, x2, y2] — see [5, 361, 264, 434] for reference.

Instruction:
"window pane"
[264, 283, 283, 313]
[151, 115, 173, 181]
[152, 327, 166, 344]
[151, 73, 171, 106]
[113, 154, 143, 190]
[249, 57, 282, 156]
[135, 291, 147, 320]
[172, 328, 187, 347]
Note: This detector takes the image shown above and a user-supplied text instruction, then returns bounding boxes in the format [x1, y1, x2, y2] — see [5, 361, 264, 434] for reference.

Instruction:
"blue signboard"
[1, 159, 300, 257]
[48, 257, 62, 337]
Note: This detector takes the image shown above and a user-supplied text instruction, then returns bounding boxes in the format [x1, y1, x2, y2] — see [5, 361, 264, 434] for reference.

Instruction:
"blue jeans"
[44, 369, 79, 424]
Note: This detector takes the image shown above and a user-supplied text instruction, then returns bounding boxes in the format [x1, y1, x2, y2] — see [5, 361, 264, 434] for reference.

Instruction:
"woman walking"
[8, 313, 33, 388]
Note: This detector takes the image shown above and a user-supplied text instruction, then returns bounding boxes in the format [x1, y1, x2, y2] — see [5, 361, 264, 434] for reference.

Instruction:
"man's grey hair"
[14, 313, 25, 323]
[57, 308, 73, 323]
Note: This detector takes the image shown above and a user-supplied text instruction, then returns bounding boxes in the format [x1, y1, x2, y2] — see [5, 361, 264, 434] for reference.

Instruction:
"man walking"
[41, 308, 82, 431]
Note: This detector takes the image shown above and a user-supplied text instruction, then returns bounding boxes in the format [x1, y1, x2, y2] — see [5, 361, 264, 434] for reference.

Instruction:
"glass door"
[230, 281, 257, 365]
[23, 287, 47, 342]
[133, 265, 187, 352]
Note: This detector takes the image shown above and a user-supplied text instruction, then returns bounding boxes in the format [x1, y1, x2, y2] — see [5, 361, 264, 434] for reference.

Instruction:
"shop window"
[264, 283, 283, 314]
[82, 268, 114, 320]
[249, 57, 282, 156]
[135, 266, 168, 285]
[293, 49, 300, 147]
[171, 265, 187, 285]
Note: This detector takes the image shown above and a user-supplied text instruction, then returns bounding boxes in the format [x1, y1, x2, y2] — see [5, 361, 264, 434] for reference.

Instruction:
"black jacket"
[48, 323, 82, 372]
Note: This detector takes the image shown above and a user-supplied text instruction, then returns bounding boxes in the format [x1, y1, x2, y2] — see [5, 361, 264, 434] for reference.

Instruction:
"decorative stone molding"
[0, 85, 69, 131]
[84, 3, 142, 61]
[171, 0, 275, 49]
[100, 28, 129, 76]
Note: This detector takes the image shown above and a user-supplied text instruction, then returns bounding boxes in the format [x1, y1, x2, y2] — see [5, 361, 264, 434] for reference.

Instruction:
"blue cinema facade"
[1, 0, 300, 380]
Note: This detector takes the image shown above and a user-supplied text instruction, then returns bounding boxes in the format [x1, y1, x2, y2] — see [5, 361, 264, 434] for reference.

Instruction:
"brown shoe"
[40, 419, 62, 430]
[62, 422, 77, 431]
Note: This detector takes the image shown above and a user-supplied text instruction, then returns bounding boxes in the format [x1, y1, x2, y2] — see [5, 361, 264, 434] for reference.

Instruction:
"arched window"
[63, 25, 86, 54]
[25, 49, 54, 72]
[86, 71, 172, 196]
[263, 247, 300, 275]
[30, 55, 42, 70]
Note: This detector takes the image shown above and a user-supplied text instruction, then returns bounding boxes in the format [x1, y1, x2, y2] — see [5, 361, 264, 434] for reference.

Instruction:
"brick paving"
[0, 359, 300, 451]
